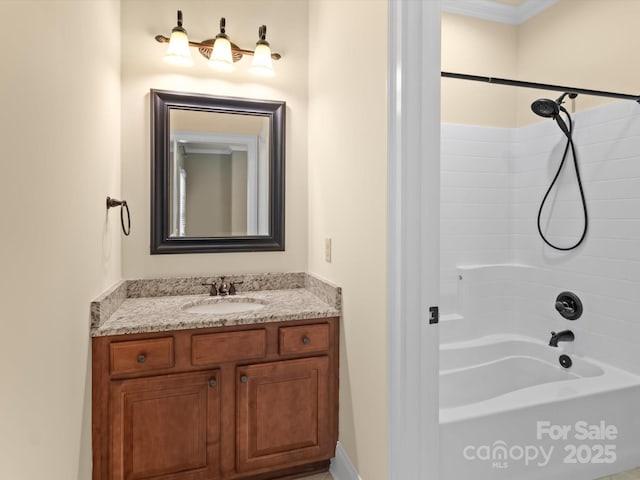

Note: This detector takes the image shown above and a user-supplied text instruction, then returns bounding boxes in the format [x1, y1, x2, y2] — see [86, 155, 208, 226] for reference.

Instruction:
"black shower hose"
[536, 106, 588, 250]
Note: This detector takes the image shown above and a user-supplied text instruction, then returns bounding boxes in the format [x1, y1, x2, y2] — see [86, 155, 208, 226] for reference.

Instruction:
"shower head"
[531, 92, 578, 118]
[531, 98, 560, 118]
[531, 93, 577, 138]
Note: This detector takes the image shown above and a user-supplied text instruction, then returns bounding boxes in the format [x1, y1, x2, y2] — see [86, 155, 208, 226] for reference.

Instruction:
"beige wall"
[441, 12, 518, 127]
[516, 0, 640, 125]
[171, 109, 267, 136]
[121, 0, 308, 278]
[443, 0, 640, 127]
[184, 153, 232, 236]
[0, 1, 122, 479]
[308, 1, 388, 478]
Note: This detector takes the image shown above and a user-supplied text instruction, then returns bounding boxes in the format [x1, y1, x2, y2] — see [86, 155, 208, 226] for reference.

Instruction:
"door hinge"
[428, 306, 439, 324]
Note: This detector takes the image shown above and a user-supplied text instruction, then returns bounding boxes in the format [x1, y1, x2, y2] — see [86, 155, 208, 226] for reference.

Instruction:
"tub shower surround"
[441, 100, 640, 371]
[439, 100, 640, 480]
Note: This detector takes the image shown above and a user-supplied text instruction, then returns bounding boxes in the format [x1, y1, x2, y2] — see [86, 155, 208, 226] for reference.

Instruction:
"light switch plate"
[325, 238, 332, 263]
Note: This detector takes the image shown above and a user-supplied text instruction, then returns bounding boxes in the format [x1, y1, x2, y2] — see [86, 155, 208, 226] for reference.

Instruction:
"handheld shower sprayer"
[530, 92, 588, 251]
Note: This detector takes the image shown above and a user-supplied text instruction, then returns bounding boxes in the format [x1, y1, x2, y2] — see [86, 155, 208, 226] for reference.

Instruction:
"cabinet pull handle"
[240, 375, 248, 383]
[302, 336, 311, 345]
[137, 354, 146, 363]
[209, 378, 217, 388]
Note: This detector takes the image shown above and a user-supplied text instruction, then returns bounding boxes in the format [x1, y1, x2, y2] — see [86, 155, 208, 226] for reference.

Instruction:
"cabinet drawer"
[110, 337, 174, 376]
[192, 330, 266, 365]
[279, 323, 330, 355]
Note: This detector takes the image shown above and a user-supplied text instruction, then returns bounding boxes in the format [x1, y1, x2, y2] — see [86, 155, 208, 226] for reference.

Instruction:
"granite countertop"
[90, 273, 341, 337]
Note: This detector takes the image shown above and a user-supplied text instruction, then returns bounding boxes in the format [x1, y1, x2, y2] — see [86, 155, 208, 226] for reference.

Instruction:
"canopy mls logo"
[463, 421, 619, 469]
[463, 441, 554, 469]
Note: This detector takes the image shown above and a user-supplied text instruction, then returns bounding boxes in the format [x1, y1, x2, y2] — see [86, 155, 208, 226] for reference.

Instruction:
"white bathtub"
[440, 332, 640, 480]
[441, 335, 605, 412]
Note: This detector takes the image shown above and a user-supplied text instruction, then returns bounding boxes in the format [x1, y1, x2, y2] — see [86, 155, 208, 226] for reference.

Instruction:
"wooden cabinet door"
[236, 357, 331, 474]
[110, 371, 220, 480]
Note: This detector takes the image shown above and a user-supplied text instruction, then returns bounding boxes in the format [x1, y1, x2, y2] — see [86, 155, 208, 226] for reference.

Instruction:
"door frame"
[387, 0, 441, 478]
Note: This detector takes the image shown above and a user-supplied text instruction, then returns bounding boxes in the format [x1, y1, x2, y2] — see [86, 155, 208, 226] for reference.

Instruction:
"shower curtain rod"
[442, 71, 640, 103]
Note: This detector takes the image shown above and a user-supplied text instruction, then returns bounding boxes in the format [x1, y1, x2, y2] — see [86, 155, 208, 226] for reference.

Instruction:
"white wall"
[440, 125, 512, 314]
[121, 0, 308, 278]
[0, 1, 122, 479]
[308, 1, 388, 478]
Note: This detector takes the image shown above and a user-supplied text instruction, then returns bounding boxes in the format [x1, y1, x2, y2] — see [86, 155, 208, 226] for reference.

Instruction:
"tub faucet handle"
[555, 300, 575, 314]
[555, 292, 583, 320]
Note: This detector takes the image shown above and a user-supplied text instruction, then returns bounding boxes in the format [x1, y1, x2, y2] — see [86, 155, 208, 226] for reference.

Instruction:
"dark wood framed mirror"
[150, 89, 285, 254]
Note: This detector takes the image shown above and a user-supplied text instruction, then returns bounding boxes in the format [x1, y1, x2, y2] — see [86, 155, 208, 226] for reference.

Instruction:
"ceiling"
[441, 0, 559, 25]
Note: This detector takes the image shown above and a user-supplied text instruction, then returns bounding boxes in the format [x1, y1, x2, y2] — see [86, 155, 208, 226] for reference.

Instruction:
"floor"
[295, 468, 640, 480]
[599, 467, 640, 479]
[296, 467, 640, 480]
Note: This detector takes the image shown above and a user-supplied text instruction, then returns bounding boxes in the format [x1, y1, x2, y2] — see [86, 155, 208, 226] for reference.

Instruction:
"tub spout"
[549, 330, 574, 347]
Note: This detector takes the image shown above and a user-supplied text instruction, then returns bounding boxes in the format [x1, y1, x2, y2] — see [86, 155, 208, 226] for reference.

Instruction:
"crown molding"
[441, 0, 559, 25]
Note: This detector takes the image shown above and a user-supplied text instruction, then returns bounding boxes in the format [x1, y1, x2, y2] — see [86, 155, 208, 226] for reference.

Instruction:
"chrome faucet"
[549, 330, 574, 347]
[201, 278, 243, 296]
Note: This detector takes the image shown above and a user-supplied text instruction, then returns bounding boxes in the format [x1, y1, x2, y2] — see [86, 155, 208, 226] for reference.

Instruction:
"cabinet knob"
[302, 336, 311, 345]
[240, 375, 248, 384]
[137, 354, 146, 363]
[209, 378, 217, 388]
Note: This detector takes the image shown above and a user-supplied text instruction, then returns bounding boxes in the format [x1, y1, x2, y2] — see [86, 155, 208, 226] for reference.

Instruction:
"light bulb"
[249, 25, 274, 77]
[164, 11, 193, 66]
[208, 18, 235, 72]
[250, 44, 274, 77]
[209, 36, 234, 72]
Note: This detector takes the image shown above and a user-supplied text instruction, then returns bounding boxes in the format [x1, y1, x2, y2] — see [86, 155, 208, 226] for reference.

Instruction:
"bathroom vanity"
[91, 273, 340, 480]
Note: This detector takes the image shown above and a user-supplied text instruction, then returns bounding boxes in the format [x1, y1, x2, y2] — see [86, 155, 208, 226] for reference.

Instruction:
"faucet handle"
[229, 280, 244, 295]
[555, 301, 575, 314]
[201, 282, 217, 296]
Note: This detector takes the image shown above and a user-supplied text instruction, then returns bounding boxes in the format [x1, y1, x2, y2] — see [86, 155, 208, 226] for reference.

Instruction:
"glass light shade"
[249, 43, 275, 77]
[164, 29, 193, 66]
[209, 36, 235, 72]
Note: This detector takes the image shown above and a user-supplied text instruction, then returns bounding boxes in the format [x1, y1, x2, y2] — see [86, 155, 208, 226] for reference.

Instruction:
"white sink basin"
[183, 298, 267, 314]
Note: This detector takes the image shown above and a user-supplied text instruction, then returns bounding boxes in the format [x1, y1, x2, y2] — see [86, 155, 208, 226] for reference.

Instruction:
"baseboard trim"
[330, 442, 362, 480]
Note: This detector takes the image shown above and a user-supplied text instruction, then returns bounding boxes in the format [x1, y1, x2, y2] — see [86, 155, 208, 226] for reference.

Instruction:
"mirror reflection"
[168, 110, 270, 238]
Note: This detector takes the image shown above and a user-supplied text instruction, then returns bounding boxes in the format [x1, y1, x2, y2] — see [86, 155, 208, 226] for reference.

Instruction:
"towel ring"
[106, 197, 131, 236]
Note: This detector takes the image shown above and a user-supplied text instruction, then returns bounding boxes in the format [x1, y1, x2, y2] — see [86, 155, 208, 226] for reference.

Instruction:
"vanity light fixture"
[155, 11, 281, 76]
